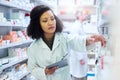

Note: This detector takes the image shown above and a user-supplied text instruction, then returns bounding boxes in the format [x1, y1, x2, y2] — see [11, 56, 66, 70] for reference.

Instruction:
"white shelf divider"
[0, 39, 33, 49]
[0, 1, 31, 12]
[0, 57, 28, 72]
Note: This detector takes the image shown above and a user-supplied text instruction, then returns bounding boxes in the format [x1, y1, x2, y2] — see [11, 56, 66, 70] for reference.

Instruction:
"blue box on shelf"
[87, 73, 95, 76]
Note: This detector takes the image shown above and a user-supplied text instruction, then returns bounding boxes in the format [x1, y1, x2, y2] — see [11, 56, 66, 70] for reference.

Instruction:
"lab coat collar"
[37, 33, 61, 51]
[52, 33, 61, 50]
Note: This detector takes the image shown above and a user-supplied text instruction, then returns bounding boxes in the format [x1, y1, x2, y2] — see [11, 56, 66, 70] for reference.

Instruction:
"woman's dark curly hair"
[27, 5, 63, 40]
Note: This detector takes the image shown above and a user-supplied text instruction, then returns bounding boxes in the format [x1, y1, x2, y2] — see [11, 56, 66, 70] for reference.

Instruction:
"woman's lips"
[48, 26, 55, 30]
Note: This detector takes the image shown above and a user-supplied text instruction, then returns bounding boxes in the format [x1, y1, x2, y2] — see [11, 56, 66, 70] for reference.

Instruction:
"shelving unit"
[0, 0, 35, 80]
[87, 42, 102, 80]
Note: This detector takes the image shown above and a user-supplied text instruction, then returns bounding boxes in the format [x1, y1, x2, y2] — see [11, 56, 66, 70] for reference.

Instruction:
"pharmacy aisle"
[0, 0, 117, 80]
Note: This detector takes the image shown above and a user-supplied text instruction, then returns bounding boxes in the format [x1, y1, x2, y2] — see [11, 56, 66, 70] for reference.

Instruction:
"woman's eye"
[51, 18, 54, 21]
[41, 17, 55, 23]
[42, 20, 47, 22]
[51, 18, 55, 21]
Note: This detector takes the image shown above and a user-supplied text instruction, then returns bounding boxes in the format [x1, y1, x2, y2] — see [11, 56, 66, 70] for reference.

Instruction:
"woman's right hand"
[45, 66, 58, 75]
[86, 34, 106, 47]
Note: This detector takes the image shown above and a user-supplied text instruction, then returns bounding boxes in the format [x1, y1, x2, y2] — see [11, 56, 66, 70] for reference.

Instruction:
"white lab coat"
[27, 32, 86, 80]
[69, 50, 88, 78]
[69, 20, 88, 78]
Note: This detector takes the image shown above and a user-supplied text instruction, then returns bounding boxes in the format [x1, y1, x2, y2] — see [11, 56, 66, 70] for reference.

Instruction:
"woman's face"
[40, 10, 56, 35]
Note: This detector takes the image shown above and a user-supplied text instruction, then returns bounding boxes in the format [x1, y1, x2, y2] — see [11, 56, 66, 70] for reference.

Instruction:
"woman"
[27, 5, 106, 80]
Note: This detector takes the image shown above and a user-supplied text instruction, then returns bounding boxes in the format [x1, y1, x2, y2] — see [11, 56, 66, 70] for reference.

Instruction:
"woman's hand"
[86, 34, 106, 47]
[45, 66, 58, 75]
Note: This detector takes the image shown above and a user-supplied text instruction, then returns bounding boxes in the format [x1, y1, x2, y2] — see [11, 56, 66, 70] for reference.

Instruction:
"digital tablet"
[46, 59, 68, 69]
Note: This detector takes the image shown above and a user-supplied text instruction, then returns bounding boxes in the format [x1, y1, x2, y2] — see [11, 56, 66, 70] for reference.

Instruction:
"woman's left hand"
[45, 66, 58, 75]
[86, 34, 106, 47]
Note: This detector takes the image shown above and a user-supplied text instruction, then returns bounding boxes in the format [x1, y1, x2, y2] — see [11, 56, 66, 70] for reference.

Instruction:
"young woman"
[27, 5, 106, 80]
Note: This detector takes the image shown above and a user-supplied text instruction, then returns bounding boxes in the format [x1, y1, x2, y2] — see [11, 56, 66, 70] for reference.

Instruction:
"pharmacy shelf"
[0, 1, 31, 12]
[88, 62, 96, 67]
[0, 39, 33, 49]
[0, 22, 27, 28]
[87, 71, 95, 77]
[0, 0, 35, 79]
[88, 53, 95, 58]
[0, 22, 12, 27]
[0, 57, 28, 72]
[18, 72, 30, 80]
